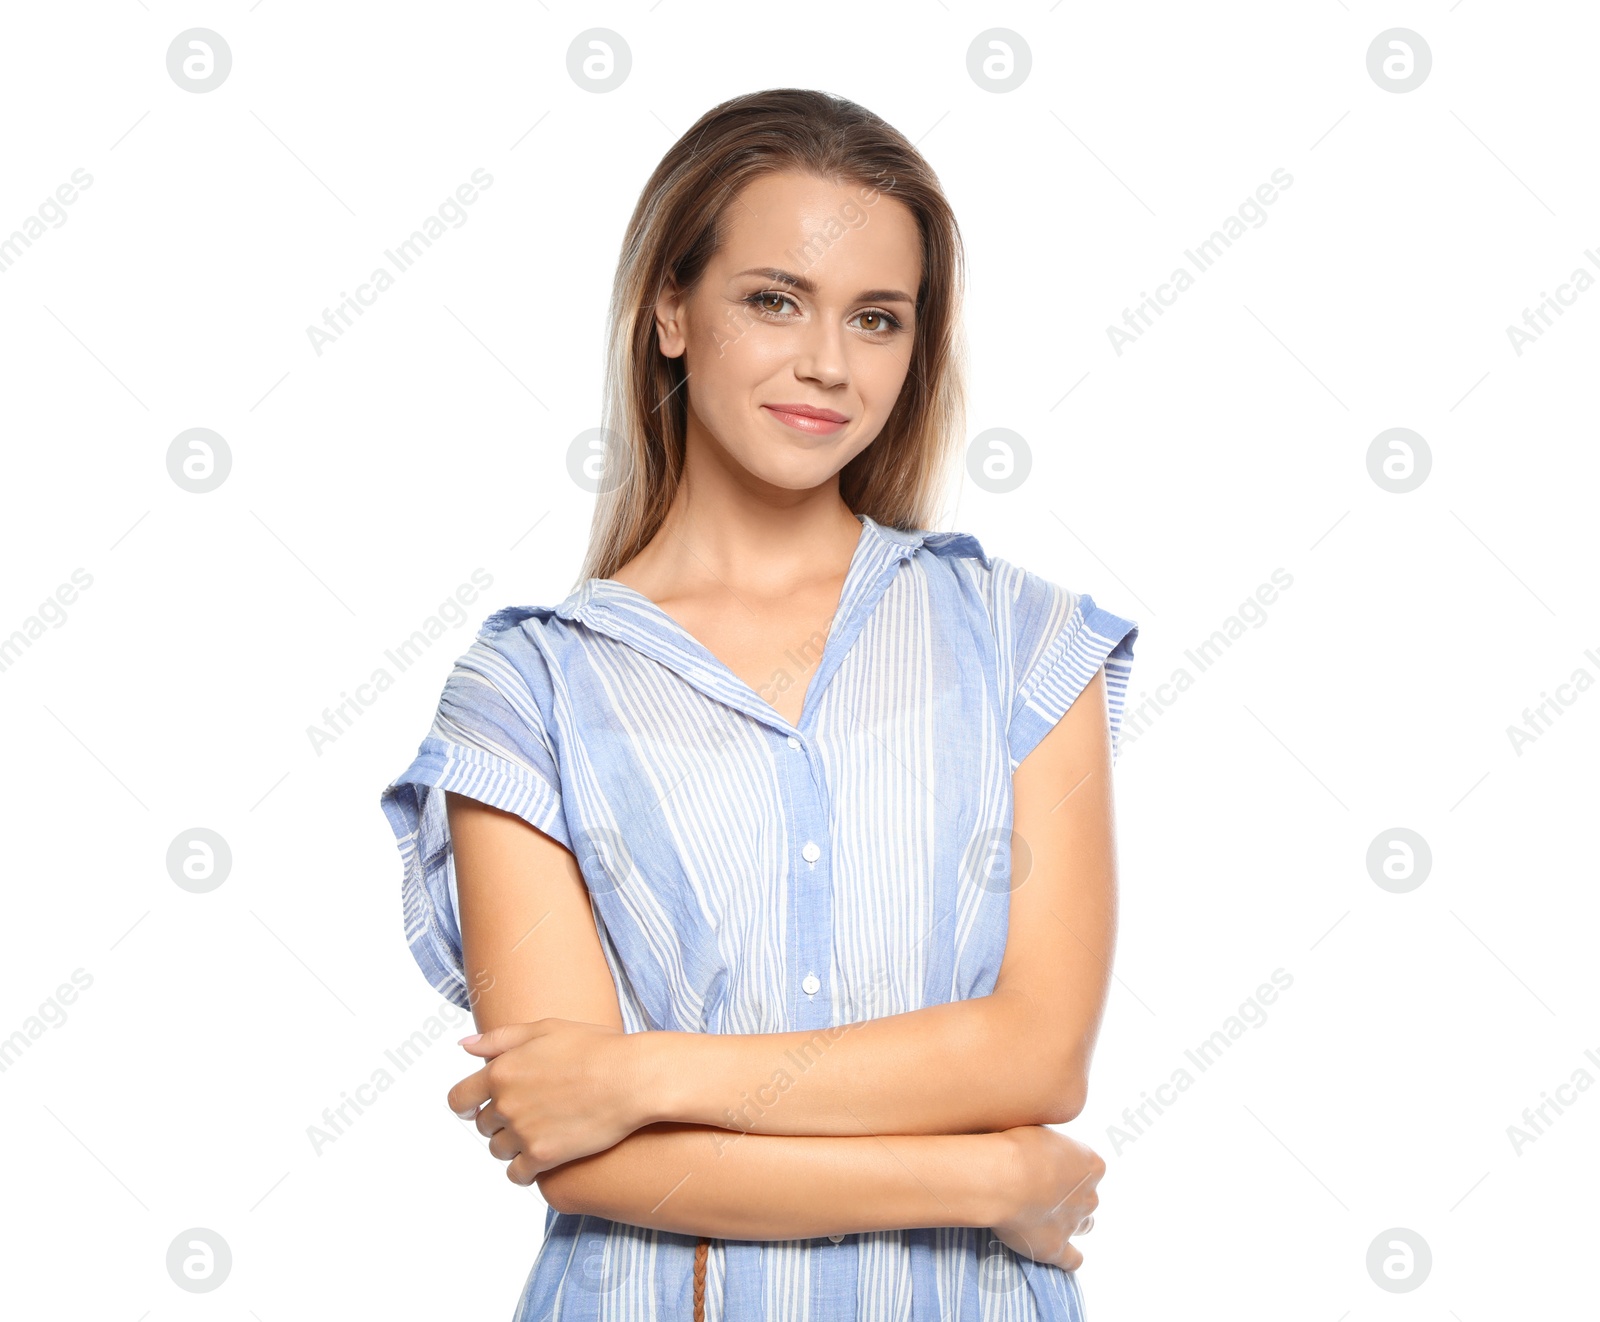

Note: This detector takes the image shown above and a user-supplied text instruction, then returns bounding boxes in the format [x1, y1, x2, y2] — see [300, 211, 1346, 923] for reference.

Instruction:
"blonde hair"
[577, 87, 969, 584]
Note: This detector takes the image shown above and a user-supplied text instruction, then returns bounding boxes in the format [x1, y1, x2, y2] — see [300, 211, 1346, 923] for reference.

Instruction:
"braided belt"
[693, 1236, 708, 1322]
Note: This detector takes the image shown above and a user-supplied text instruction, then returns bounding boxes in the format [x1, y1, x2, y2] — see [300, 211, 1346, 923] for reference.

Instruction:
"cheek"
[687, 318, 784, 388]
[855, 348, 913, 411]
[726, 323, 797, 373]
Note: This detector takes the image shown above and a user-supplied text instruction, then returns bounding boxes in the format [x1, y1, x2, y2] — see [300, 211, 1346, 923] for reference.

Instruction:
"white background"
[1, 2, 1595, 1317]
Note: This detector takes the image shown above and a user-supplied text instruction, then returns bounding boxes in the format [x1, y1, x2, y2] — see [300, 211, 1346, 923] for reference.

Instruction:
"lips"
[762, 403, 850, 436]
[765, 403, 848, 423]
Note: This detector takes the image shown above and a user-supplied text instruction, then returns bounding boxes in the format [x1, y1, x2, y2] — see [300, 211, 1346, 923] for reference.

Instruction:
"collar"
[543, 512, 988, 626]
[481, 513, 989, 733]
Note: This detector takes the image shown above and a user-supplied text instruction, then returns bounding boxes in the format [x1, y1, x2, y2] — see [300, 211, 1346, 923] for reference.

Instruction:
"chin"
[718, 426, 845, 480]
[740, 453, 849, 491]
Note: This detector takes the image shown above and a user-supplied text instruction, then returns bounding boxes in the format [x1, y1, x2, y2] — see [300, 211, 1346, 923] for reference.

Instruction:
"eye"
[743, 291, 907, 337]
[853, 309, 905, 336]
[746, 289, 799, 317]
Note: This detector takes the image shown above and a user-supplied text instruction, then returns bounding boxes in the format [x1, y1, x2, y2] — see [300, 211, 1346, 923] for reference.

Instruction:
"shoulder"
[911, 533, 1140, 764]
[478, 602, 564, 638]
[982, 555, 1137, 675]
[469, 597, 595, 659]
[906, 525, 1138, 687]
[439, 600, 578, 710]
[901, 525, 1074, 636]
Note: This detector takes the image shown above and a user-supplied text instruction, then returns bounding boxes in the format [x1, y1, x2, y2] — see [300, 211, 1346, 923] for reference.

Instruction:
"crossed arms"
[442, 667, 1120, 1242]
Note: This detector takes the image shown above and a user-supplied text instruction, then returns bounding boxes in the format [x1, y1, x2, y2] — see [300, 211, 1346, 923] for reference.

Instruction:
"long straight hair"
[577, 87, 969, 585]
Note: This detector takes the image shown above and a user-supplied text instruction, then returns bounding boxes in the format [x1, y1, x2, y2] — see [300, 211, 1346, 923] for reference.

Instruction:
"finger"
[457, 1020, 544, 1060]
[487, 1127, 523, 1162]
[507, 1151, 546, 1187]
[445, 1064, 494, 1118]
[475, 1103, 510, 1139]
[1061, 1243, 1083, 1272]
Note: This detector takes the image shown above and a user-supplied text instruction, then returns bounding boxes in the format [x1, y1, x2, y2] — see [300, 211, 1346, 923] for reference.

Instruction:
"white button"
[802, 972, 821, 994]
[787, 736, 801, 750]
[801, 841, 821, 863]
[828, 1233, 844, 1243]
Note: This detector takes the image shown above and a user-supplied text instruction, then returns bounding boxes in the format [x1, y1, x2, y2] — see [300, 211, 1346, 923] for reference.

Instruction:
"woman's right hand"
[986, 1125, 1104, 1272]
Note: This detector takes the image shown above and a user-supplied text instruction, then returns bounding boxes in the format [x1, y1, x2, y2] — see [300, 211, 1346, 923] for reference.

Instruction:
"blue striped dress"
[380, 512, 1138, 1321]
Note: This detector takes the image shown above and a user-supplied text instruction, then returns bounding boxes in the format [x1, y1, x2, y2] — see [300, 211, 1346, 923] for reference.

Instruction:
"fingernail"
[458, 1033, 481, 1045]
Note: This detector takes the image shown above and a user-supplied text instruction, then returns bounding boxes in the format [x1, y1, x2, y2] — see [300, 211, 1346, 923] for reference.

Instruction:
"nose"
[792, 315, 848, 389]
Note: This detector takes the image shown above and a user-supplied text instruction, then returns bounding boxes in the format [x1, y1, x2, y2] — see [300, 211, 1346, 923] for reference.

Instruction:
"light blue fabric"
[380, 513, 1138, 1321]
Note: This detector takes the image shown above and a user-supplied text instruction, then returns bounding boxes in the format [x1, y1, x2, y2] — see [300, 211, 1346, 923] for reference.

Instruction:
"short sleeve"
[378, 623, 569, 1008]
[999, 565, 1139, 771]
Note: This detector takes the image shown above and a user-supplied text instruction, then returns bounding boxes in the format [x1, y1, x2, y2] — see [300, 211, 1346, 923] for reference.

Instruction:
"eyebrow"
[732, 266, 916, 306]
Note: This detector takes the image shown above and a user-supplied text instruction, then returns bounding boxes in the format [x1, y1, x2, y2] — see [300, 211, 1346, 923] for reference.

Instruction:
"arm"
[542, 1121, 1002, 1240]
[634, 666, 1120, 1135]
[442, 790, 1003, 1235]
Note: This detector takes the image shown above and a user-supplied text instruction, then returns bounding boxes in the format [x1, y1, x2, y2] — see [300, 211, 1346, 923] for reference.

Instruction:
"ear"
[653, 277, 687, 359]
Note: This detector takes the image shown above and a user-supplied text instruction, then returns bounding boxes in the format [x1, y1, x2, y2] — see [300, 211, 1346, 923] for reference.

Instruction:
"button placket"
[784, 730, 832, 1031]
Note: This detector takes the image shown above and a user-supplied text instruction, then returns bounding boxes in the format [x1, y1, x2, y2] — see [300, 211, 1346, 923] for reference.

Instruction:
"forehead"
[715, 171, 922, 291]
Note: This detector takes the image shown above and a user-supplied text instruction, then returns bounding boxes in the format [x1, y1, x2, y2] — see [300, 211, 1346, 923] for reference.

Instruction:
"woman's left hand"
[446, 1018, 645, 1184]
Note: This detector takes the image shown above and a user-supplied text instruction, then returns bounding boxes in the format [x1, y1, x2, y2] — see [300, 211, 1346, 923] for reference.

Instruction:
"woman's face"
[653, 170, 923, 492]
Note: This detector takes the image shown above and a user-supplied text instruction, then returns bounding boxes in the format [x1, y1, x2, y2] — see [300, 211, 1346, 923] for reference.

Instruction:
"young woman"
[381, 88, 1138, 1322]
